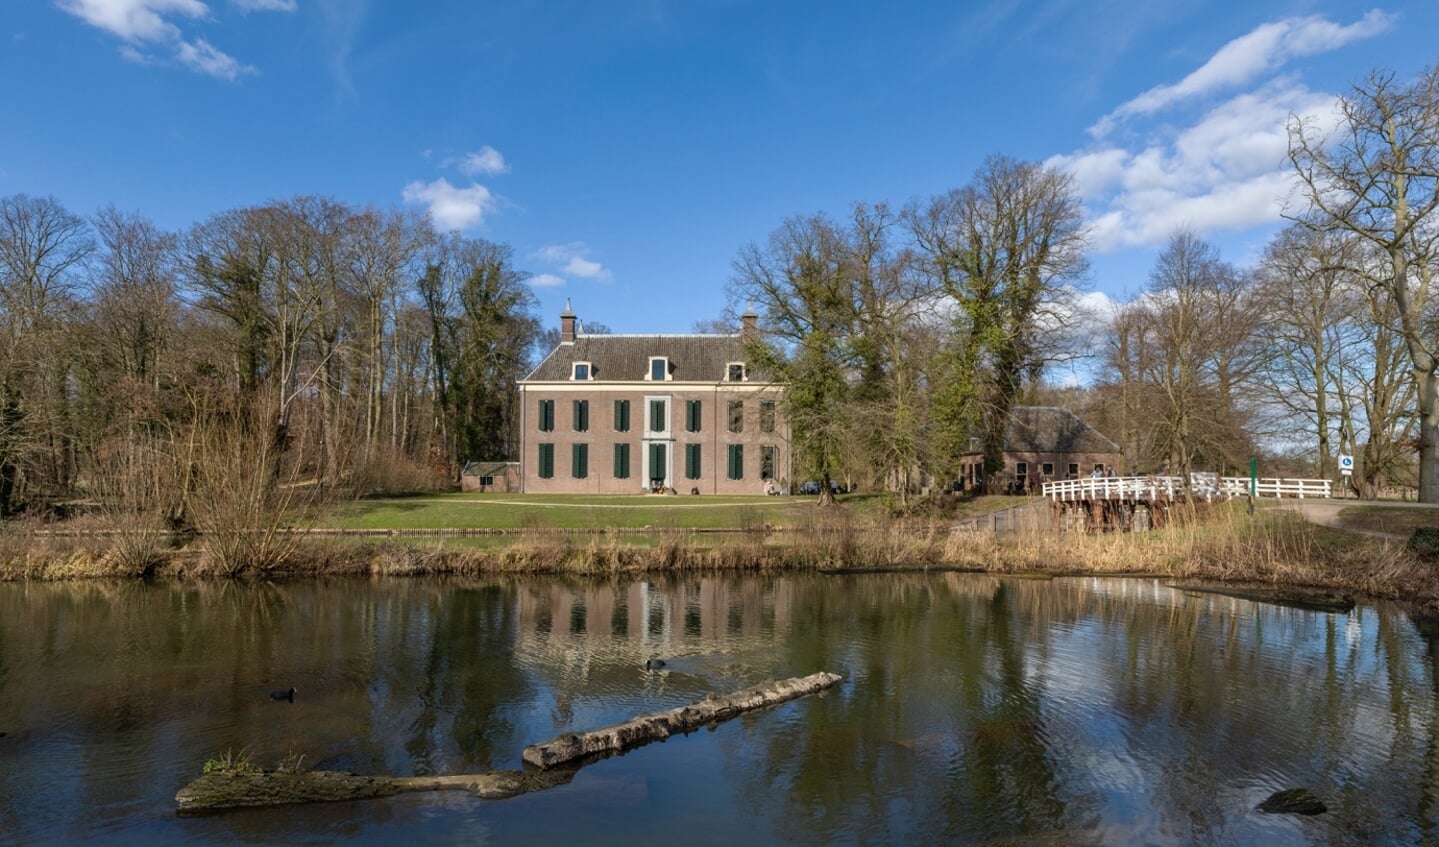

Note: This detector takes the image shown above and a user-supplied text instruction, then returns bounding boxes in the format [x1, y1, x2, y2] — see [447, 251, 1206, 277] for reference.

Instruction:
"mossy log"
[175, 767, 575, 814]
[522, 671, 844, 769]
[176, 671, 841, 813]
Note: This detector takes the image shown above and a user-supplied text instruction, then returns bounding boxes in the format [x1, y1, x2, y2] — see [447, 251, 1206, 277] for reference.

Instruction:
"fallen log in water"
[175, 768, 575, 814]
[523, 671, 844, 769]
[175, 671, 841, 813]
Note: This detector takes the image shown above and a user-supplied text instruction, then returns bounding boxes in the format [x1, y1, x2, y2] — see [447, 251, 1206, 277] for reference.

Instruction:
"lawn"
[318, 490, 1024, 531]
[321, 492, 828, 531]
[1336, 504, 1439, 537]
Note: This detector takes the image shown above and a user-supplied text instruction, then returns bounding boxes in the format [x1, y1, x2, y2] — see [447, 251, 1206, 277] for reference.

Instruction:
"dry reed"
[2, 501, 1435, 612]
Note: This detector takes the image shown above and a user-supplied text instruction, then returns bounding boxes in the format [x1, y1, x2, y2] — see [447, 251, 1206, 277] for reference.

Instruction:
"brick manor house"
[517, 305, 789, 494]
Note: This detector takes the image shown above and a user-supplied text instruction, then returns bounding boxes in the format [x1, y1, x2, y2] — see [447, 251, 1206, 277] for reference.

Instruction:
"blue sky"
[4, 1, 1437, 334]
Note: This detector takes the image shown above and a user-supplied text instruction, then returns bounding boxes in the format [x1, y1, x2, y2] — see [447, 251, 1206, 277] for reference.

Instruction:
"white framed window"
[727, 362, 746, 382]
[649, 357, 669, 381]
[572, 361, 592, 381]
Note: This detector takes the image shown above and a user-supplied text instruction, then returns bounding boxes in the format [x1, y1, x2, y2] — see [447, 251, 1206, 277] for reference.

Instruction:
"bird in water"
[269, 687, 296, 702]
[644, 657, 666, 670]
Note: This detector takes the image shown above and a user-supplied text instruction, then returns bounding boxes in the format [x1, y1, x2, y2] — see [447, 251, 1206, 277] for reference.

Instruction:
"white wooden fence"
[1041, 475, 1331, 502]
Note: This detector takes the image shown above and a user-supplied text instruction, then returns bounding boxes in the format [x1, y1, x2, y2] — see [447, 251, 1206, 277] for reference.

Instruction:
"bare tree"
[1254, 223, 1354, 477]
[1124, 232, 1263, 494]
[0, 194, 94, 511]
[345, 206, 431, 458]
[1289, 63, 1439, 500]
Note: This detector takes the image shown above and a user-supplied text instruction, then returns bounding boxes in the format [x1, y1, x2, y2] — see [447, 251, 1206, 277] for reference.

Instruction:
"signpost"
[1339, 454, 1353, 499]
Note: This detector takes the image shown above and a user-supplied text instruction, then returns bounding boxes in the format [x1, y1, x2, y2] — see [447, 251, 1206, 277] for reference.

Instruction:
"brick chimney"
[560, 299, 577, 344]
[741, 306, 758, 344]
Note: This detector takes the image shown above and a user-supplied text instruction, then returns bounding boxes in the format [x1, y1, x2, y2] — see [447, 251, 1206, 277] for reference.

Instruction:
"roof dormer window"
[572, 361, 592, 381]
[727, 362, 746, 382]
[649, 357, 669, 381]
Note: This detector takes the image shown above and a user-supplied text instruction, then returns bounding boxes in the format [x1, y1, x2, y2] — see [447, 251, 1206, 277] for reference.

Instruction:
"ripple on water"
[0, 575, 1436, 846]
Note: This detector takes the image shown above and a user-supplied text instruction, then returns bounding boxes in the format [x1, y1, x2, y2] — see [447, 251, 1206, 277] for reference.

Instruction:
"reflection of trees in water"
[726, 577, 1076, 845]
[3, 576, 1439, 844]
[721, 575, 1439, 845]
[0, 580, 537, 782]
[1406, 614, 1439, 844]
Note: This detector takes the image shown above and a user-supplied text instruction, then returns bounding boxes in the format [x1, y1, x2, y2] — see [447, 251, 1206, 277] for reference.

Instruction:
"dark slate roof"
[523, 333, 764, 383]
[461, 461, 511, 477]
[1000, 406, 1121, 454]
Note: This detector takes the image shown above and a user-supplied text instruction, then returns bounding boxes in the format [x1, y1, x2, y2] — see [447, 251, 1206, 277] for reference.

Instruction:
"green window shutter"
[614, 443, 630, 479]
[572, 443, 588, 478]
[649, 443, 667, 481]
[573, 400, 589, 432]
[650, 399, 665, 432]
[615, 399, 630, 432]
[686, 400, 702, 432]
[685, 443, 701, 480]
[539, 400, 554, 432]
[727, 444, 744, 480]
[538, 443, 554, 478]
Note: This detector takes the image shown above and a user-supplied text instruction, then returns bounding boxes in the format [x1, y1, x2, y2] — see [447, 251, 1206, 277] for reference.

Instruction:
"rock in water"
[269, 687, 296, 702]
[644, 658, 666, 670]
[1257, 788, 1327, 816]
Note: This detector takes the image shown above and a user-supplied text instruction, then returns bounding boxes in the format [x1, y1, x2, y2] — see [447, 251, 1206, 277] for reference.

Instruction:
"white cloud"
[176, 36, 251, 79]
[564, 256, 607, 279]
[1090, 9, 1392, 137]
[529, 273, 566, 288]
[454, 146, 509, 177]
[58, 0, 207, 42]
[57, 0, 285, 78]
[535, 241, 614, 282]
[1052, 11, 1366, 254]
[402, 178, 495, 231]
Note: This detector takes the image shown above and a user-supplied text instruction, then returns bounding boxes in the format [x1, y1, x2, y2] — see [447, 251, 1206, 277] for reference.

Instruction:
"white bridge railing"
[1040, 475, 1332, 502]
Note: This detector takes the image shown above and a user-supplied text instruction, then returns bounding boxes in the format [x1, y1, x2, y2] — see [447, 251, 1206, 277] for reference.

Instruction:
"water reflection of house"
[512, 577, 796, 650]
[959, 406, 1123, 494]
[460, 461, 521, 492]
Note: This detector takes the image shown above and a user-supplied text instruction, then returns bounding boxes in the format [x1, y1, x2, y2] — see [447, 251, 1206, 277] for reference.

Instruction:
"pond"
[0, 573, 1435, 845]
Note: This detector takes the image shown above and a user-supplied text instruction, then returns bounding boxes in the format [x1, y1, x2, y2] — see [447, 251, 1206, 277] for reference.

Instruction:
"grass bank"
[946, 502, 1439, 610]
[2, 496, 1436, 613]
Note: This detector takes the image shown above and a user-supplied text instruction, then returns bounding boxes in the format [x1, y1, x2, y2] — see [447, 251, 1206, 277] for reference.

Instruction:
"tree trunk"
[176, 767, 576, 814]
[523, 671, 843, 769]
[1419, 370, 1439, 502]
